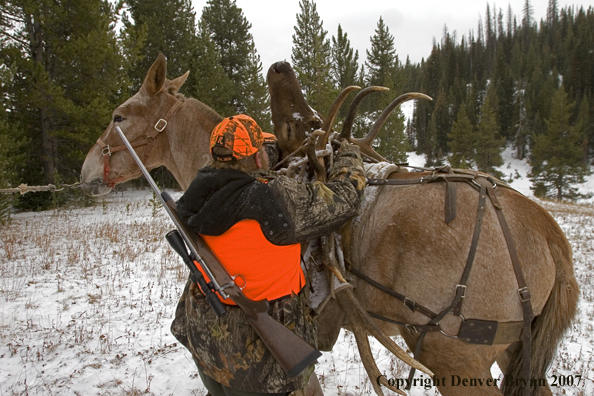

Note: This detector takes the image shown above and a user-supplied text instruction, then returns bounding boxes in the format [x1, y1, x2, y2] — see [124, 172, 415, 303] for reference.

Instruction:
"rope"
[0, 182, 83, 195]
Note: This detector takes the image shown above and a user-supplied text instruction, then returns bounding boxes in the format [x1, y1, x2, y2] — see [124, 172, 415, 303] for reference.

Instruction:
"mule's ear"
[142, 53, 167, 96]
[171, 70, 190, 91]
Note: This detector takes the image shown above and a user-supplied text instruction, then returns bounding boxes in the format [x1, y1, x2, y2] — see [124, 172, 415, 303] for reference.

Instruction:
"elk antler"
[336, 287, 433, 396]
[320, 233, 433, 396]
[339, 86, 390, 140]
[318, 85, 361, 151]
[353, 93, 433, 162]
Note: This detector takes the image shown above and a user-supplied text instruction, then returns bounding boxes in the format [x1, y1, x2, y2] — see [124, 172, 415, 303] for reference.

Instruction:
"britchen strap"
[486, 184, 534, 395]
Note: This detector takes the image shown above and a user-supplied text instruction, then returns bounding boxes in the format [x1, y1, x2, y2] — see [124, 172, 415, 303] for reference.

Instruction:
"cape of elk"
[81, 54, 578, 396]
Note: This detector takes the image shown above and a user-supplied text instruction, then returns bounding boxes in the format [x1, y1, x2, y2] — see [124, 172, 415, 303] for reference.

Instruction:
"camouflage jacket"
[171, 142, 365, 393]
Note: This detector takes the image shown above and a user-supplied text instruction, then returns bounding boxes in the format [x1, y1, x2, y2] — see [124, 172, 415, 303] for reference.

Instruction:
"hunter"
[171, 114, 365, 396]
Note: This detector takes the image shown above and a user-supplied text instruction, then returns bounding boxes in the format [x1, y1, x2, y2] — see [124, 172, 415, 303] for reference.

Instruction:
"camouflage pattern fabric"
[268, 141, 366, 243]
[171, 281, 316, 393]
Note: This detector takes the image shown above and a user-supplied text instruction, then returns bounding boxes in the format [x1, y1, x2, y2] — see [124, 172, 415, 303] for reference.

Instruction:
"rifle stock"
[161, 192, 322, 378]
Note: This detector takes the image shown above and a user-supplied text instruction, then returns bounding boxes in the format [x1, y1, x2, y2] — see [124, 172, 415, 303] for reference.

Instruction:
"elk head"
[267, 61, 325, 155]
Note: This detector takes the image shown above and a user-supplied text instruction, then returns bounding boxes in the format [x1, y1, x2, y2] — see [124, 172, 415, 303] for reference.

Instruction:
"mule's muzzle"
[80, 178, 112, 197]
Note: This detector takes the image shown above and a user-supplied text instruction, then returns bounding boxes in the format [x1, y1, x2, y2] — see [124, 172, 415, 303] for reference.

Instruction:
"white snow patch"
[2, 153, 594, 395]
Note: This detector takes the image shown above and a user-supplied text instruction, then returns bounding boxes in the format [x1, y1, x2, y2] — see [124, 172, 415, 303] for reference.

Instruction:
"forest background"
[0, 0, 593, 220]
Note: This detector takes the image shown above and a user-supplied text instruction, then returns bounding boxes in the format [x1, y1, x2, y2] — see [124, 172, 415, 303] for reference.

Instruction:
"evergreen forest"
[0, 0, 593, 219]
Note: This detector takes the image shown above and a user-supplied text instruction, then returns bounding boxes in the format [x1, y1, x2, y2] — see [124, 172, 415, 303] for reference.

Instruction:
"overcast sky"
[190, 0, 594, 73]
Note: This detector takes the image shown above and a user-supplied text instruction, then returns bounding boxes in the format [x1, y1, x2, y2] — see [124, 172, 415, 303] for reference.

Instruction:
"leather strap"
[97, 100, 184, 187]
[346, 262, 438, 319]
[367, 311, 441, 333]
[453, 186, 487, 316]
[487, 184, 533, 394]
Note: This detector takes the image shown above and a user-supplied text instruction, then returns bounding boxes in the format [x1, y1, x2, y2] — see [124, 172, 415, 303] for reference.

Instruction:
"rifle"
[115, 126, 321, 378]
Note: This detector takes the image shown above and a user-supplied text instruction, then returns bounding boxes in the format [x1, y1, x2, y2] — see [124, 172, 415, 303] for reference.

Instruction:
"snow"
[407, 146, 594, 205]
[1, 156, 594, 395]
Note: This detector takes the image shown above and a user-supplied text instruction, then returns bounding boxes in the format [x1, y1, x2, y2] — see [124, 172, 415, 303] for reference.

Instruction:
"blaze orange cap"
[210, 115, 276, 161]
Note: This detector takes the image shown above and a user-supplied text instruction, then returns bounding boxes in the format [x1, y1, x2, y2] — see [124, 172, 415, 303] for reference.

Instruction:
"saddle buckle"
[518, 287, 531, 302]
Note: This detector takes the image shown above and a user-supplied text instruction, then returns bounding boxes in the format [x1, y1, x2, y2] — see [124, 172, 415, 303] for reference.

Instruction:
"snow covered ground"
[1, 152, 593, 395]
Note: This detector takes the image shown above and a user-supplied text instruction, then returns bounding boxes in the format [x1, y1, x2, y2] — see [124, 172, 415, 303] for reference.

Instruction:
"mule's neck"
[161, 97, 223, 190]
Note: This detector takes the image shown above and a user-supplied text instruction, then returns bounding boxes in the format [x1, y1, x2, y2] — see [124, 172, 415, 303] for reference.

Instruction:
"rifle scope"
[166, 230, 227, 317]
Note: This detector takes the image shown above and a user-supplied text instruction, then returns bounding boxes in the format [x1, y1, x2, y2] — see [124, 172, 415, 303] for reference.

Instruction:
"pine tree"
[201, 0, 270, 127]
[291, 0, 337, 116]
[186, 19, 235, 116]
[331, 25, 359, 120]
[239, 49, 272, 131]
[577, 96, 591, 163]
[0, 62, 21, 224]
[473, 85, 505, 175]
[362, 17, 409, 162]
[331, 24, 359, 90]
[124, 0, 198, 91]
[529, 87, 591, 200]
[365, 16, 398, 89]
[448, 103, 476, 168]
[1, 0, 126, 210]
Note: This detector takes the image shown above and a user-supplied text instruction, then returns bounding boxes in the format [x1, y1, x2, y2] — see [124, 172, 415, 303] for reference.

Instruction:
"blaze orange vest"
[199, 219, 304, 305]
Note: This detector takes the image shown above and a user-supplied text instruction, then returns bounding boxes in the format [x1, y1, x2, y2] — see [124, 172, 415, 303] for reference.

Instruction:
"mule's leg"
[401, 331, 507, 396]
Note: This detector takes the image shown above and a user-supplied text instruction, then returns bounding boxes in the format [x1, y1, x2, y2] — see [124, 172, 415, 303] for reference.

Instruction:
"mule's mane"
[168, 86, 187, 100]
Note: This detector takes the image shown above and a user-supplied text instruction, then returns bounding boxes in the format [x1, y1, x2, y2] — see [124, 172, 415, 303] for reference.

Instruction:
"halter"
[96, 100, 184, 188]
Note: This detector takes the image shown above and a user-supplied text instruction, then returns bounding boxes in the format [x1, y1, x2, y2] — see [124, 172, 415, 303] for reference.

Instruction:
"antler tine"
[350, 92, 432, 163]
[339, 86, 390, 140]
[358, 92, 433, 146]
[336, 287, 433, 378]
[307, 130, 327, 182]
[317, 85, 361, 151]
[351, 328, 405, 396]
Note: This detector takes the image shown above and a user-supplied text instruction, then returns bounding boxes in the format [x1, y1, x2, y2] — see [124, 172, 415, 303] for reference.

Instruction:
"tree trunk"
[28, 10, 55, 184]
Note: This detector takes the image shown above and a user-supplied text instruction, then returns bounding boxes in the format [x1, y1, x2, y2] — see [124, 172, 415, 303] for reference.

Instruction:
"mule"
[80, 54, 222, 196]
[80, 55, 578, 396]
[267, 61, 578, 396]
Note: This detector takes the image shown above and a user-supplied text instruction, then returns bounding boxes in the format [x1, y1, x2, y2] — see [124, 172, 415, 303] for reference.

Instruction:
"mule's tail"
[502, 240, 579, 396]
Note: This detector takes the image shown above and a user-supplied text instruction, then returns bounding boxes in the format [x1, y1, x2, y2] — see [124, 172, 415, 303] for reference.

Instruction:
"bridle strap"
[97, 100, 184, 187]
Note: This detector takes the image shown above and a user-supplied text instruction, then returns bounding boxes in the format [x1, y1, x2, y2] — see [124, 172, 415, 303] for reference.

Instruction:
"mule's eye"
[113, 115, 124, 123]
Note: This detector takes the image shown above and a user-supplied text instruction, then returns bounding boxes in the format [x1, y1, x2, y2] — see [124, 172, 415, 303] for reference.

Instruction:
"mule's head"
[267, 61, 324, 155]
[80, 53, 189, 196]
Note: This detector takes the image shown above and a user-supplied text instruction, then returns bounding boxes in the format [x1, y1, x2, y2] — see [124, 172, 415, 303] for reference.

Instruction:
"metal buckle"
[101, 145, 112, 156]
[456, 284, 467, 299]
[403, 297, 416, 312]
[146, 136, 156, 145]
[518, 287, 531, 302]
[154, 119, 167, 132]
[405, 324, 418, 334]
